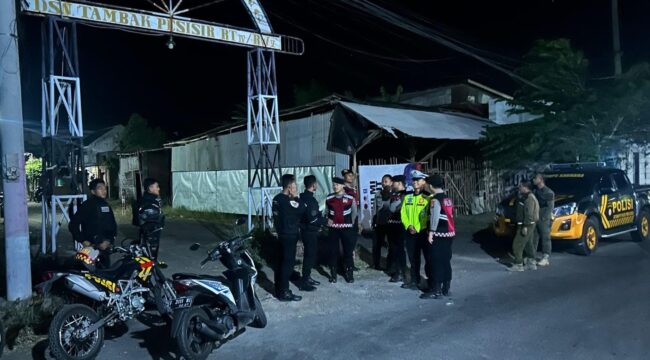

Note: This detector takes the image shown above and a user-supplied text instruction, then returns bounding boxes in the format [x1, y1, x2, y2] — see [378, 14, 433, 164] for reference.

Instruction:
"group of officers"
[68, 177, 165, 267]
[272, 169, 457, 302]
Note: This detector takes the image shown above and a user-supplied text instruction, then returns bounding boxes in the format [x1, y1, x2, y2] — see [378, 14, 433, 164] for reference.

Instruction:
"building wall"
[118, 155, 140, 200]
[614, 144, 650, 186]
[171, 111, 348, 172]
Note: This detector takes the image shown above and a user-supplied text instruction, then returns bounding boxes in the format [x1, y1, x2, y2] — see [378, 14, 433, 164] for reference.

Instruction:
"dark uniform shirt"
[534, 186, 555, 219]
[68, 195, 117, 245]
[300, 191, 325, 232]
[272, 193, 305, 236]
[138, 192, 165, 236]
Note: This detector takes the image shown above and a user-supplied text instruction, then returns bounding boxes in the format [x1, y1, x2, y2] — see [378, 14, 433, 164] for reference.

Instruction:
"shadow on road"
[130, 314, 179, 360]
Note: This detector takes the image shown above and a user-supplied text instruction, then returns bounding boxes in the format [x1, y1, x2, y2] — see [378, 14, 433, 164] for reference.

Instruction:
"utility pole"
[0, 0, 33, 300]
[612, 0, 623, 77]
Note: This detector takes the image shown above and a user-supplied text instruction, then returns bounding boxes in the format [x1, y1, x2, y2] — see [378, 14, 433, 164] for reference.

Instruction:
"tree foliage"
[293, 79, 330, 106]
[119, 114, 167, 152]
[481, 39, 650, 169]
[25, 154, 42, 193]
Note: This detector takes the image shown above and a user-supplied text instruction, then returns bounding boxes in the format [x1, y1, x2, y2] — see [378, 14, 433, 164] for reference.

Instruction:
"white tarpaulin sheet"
[358, 164, 409, 229]
[173, 166, 336, 214]
[340, 101, 487, 140]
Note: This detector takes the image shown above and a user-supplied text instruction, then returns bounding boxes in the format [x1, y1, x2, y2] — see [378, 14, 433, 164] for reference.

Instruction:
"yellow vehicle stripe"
[600, 195, 610, 229]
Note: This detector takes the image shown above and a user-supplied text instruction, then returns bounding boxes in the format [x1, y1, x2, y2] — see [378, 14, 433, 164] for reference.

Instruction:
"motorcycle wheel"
[249, 293, 267, 329]
[175, 307, 214, 360]
[48, 304, 104, 360]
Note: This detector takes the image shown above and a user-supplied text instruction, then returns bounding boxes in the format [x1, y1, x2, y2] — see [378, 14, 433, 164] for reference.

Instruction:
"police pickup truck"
[493, 163, 650, 255]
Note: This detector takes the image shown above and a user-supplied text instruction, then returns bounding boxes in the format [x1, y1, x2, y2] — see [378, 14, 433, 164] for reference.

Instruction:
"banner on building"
[358, 164, 410, 229]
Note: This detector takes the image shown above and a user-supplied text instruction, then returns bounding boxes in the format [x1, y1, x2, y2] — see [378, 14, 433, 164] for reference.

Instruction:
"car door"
[598, 174, 618, 231]
[610, 172, 636, 229]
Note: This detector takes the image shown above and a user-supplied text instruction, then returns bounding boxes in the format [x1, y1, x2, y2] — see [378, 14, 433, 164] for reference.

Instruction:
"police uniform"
[425, 192, 456, 297]
[511, 192, 539, 268]
[387, 185, 407, 282]
[400, 187, 430, 289]
[326, 183, 358, 283]
[299, 190, 326, 286]
[68, 195, 117, 267]
[272, 192, 306, 298]
[137, 192, 165, 259]
[373, 186, 392, 270]
[533, 185, 555, 258]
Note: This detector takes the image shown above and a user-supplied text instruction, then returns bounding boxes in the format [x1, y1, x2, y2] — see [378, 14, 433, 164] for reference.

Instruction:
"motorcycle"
[170, 218, 267, 360]
[37, 242, 177, 360]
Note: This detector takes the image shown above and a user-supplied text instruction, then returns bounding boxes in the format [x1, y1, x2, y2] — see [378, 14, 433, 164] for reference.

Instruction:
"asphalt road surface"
[4, 214, 650, 360]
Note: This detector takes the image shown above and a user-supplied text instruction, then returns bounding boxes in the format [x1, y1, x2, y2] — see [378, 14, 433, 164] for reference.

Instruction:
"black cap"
[428, 174, 444, 188]
[392, 175, 406, 183]
[333, 177, 346, 185]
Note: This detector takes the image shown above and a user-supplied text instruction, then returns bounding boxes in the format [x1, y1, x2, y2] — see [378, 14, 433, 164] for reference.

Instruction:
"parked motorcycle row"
[36, 218, 266, 360]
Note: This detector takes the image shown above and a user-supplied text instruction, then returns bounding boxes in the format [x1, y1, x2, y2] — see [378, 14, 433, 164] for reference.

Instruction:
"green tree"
[24, 154, 42, 195]
[481, 39, 650, 169]
[119, 114, 167, 152]
[293, 79, 330, 106]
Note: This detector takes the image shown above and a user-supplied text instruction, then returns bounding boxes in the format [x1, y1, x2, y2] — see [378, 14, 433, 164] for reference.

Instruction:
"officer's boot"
[389, 270, 404, 283]
[442, 281, 451, 296]
[419, 282, 442, 299]
[329, 267, 337, 283]
[344, 268, 354, 283]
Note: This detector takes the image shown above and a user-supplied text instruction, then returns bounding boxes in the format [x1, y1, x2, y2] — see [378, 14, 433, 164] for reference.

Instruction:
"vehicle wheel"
[48, 304, 104, 360]
[175, 307, 214, 360]
[249, 293, 267, 329]
[576, 218, 599, 256]
[631, 211, 650, 242]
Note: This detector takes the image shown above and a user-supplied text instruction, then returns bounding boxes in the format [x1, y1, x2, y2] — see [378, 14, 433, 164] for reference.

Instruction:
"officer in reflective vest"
[326, 177, 358, 283]
[400, 170, 430, 290]
[421, 174, 456, 299]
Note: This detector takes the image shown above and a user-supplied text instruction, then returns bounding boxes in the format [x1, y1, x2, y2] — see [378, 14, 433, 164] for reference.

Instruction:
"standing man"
[299, 175, 326, 292]
[137, 178, 165, 260]
[373, 174, 393, 271]
[342, 169, 362, 270]
[400, 170, 430, 290]
[69, 179, 117, 267]
[272, 174, 305, 301]
[508, 180, 540, 272]
[533, 173, 555, 267]
[326, 177, 358, 283]
[421, 175, 456, 299]
[387, 175, 407, 282]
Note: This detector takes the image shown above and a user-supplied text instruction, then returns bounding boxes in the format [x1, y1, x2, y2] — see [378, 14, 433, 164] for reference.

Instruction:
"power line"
[339, 0, 544, 90]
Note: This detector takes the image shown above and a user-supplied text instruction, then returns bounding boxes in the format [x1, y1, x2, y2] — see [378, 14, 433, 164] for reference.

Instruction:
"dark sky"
[17, 0, 650, 139]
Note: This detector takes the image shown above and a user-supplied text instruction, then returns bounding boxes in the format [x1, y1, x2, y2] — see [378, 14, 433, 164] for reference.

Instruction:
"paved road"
[4, 214, 650, 360]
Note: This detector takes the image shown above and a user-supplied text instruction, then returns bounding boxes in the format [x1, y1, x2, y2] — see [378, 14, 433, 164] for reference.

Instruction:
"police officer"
[373, 174, 393, 271]
[421, 174, 456, 299]
[272, 174, 305, 301]
[299, 175, 326, 292]
[508, 180, 540, 272]
[533, 173, 555, 267]
[137, 178, 165, 260]
[387, 175, 407, 282]
[326, 177, 358, 283]
[400, 170, 430, 290]
[69, 179, 117, 267]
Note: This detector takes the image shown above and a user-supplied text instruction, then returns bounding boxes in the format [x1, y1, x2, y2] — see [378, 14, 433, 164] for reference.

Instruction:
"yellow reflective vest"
[400, 191, 430, 233]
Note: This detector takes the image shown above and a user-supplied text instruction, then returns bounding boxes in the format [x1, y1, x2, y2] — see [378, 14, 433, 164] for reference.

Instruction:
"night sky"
[17, 0, 650, 139]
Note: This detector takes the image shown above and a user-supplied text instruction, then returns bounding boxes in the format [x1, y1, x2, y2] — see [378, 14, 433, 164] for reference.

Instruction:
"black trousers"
[275, 234, 299, 295]
[301, 230, 319, 280]
[405, 231, 428, 284]
[373, 224, 391, 269]
[328, 228, 355, 271]
[426, 237, 453, 288]
[387, 224, 406, 274]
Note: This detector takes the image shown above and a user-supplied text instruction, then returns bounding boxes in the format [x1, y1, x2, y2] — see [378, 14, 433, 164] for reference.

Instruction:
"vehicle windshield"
[544, 173, 597, 198]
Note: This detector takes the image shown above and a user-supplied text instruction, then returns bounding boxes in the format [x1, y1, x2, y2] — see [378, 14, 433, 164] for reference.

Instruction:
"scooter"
[170, 219, 267, 360]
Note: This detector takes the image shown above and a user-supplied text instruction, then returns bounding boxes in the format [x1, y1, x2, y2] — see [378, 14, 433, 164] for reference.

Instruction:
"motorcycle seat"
[172, 273, 222, 281]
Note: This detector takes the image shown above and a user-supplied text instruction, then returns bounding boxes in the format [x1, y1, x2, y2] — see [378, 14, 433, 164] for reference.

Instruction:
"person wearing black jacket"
[299, 175, 326, 292]
[69, 179, 117, 267]
[137, 178, 165, 259]
[272, 174, 306, 302]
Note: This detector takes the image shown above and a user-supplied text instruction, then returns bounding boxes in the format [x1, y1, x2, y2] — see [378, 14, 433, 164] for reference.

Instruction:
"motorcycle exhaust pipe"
[196, 322, 224, 341]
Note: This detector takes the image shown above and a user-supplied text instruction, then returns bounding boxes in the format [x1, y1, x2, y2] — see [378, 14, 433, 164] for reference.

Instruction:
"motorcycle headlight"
[553, 202, 577, 218]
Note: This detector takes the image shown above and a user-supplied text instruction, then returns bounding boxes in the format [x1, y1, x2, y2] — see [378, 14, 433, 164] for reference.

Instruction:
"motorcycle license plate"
[171, 296, 193, 309]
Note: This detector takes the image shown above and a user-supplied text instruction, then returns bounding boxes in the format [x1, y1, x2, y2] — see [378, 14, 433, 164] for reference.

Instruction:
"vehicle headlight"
[553, 202, 577, 218]
[495, 204, 505, 216]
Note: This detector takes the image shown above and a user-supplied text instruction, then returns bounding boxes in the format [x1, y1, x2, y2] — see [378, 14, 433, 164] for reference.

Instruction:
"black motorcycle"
[170, 220, 267, 360]
[38, 242, 176, 360]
